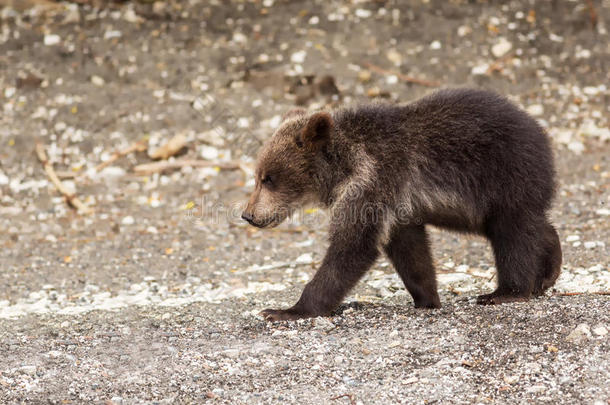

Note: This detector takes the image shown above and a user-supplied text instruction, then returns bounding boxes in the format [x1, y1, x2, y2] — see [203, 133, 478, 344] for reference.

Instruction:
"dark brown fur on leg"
[477, 215, 547, 305]
[384, 225, 441, 308]
[533, 221, 562, 295]
[261, 222, 381, 321]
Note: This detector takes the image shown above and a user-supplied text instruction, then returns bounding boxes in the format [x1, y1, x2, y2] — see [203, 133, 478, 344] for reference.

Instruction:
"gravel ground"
[0, 0, 608, 403]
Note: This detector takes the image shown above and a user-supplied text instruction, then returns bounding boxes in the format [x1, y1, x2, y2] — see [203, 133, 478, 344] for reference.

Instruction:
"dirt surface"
[0, 0, 608, 403]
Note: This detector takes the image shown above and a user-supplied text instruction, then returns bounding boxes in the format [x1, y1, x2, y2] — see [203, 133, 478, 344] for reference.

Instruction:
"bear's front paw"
[260, 308, 310, 322]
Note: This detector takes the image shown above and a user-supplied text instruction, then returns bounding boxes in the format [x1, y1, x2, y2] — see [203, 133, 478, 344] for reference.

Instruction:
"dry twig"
[585, 0, 599, 28]
[554, 291, 610, 297]
[330, 393, 356, 405]
[148, 134, 188, 160]
[363, 63, 441, 87]
[133, 159, 248, 175]
[95, 139, 148, 172]
[35, 143, 93, 214]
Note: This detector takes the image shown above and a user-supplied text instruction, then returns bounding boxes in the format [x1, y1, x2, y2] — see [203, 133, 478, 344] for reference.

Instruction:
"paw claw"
[259, 308, 308, 322]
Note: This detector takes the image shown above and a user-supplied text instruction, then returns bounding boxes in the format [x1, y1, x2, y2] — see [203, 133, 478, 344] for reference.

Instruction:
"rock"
[457, 25, 472, 37]
[98, 167, 126, 185]
[355, 9, 372, 19]
[295, 253, 313, 264]
[91, 75, 105, 86]
[199, 130, 225, 147]
[526, 104, 544, 116]
[223, 348, 240, 359]
[358, 70, 372, 83]
[312, 317, 334, 331]
[566, 323, 591, 344]
[0, 170, 8, 185]
[471, 64, 489, 76]
[430, 40, 442, 50]
[290, 50, 306, 64]
[567, 141, 584, 154]
[200, 145, 219, 160]
[19, 365, 37, 376]
[491, 38, 512, 58]
[503, 375, 519, 384]
[386, 49, 402, 66]
[44, 34, 60, 46]
[121, 216, 135, 226]
[592, 325, 607, 336]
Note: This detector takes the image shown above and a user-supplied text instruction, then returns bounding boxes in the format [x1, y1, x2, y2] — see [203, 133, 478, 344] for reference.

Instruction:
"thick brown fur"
[242, 88, 562, 321]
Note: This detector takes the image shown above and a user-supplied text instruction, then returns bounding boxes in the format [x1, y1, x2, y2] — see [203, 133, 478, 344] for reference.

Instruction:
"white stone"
[386, 49, 402, 66]
[430, 40, 442, 50]
[232, 32, 247, 44]
[104, 30, 122, 40]
[457, 26, 471, 37]
[583, 241, 598, 249]
[44, 34, 61, 46]
[527, 104, 544, 116]
[19, 366, 37, 376]
[456, 264, 469, 272]
[290, 50, 306, 64]
[566, 235, 580, 242]
[386, 75, 398, 85]
[471, 64, 489, 76]
[504, 375, 519, 384]
[91, 75, 105, 86]
[595, 208, 610, 216]
[121, 216, 135, 225]
[567, 141, 584, 154]
[295, 253, 313, 264]
[566, 323, 591, 344]
[200, 146, 219, 160]
[355, 9, 372, 18]
[592, 325, 607, 336]
[492, 38, 513, 58]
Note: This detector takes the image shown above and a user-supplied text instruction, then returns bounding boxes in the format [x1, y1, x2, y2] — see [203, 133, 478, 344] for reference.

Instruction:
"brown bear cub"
[242, 88, 562, 321]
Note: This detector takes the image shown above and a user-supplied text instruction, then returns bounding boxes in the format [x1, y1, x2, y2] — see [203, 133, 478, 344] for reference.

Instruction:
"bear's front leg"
[261, 223, 380, 321]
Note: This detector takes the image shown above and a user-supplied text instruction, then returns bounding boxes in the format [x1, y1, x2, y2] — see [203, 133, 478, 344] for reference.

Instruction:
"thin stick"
[363, 63, 440, 87]
[94, 139, 148, 172]
[330, 394, 356, 405]
[585, 0, 598, 28]
[554, 291, 610, 296]
[35, 143, 93, 214]
[133, 159, 248, 175]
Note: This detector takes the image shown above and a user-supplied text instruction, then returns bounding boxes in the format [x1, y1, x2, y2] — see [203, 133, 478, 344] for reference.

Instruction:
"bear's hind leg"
[478, 215, 547, 305]
[533, 221, 562, 296]
[384, 224, 441, 309]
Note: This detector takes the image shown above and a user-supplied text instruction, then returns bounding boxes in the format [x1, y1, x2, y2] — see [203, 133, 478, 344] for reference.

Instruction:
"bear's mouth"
[248, 213, 287, 229]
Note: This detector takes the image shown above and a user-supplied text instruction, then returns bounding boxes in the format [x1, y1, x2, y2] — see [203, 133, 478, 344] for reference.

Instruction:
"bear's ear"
[298, 112, 332, 150]
[281, 107, 307, 122]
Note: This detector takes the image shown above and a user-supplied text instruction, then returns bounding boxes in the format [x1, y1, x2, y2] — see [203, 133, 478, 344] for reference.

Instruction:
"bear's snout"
[241, 211, 254, 224]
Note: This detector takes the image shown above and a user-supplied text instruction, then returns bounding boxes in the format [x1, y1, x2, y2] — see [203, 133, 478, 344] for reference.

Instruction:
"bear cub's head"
[242, 108, 333, 228]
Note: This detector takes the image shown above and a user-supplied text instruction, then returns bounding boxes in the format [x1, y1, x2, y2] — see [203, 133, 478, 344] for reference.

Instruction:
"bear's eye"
[261, 174, 273, 186]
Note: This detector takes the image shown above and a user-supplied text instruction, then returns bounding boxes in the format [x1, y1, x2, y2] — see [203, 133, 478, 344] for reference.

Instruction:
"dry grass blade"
[148, 134, 188, 160]
[94, 139, 148, 172]
[133, 159, 247, 175]
[35, 143, 93, 215]
[554, 291, 610, 296]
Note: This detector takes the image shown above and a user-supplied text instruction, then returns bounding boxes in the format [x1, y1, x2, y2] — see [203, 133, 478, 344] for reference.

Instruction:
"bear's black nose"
[241, 212, 254, 223]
